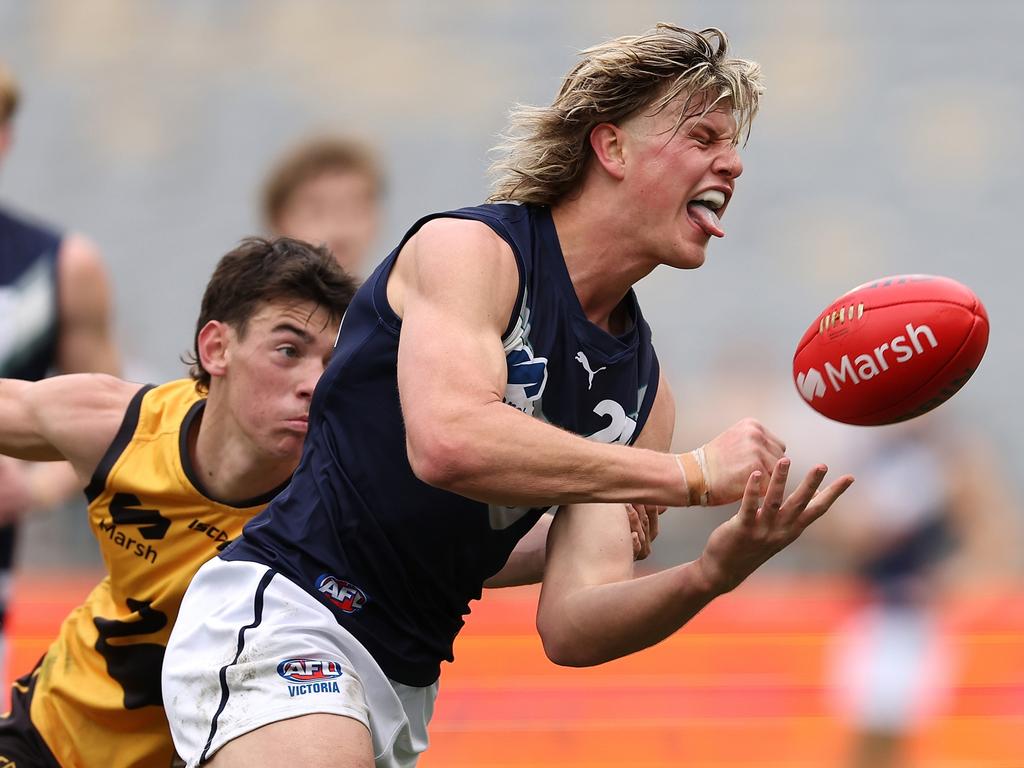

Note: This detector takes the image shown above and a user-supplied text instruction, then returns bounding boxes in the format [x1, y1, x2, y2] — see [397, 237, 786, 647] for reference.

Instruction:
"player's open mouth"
[687, 189, 727, 238]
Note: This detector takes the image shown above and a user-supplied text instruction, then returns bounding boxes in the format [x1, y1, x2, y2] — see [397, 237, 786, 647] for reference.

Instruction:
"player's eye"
[277, 344, 300, 359]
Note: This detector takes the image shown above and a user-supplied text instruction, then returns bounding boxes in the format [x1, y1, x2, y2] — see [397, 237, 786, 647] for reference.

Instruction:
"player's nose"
[297, 362, 323, 398]
[713, 145, 743, 179]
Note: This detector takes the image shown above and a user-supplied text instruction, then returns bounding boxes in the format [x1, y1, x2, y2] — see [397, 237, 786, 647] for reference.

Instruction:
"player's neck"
[551, 199, 653, 333]
[187, 399, 293, 504]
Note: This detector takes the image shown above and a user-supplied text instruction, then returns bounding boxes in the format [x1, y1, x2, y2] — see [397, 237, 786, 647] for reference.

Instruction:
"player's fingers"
[628, 504, 648, 551]
[763, 428, 787, 460]
[646, 505, 660, 543]
[778, 464, 828, 524]
[626, 503, 640, 531]
[759, 458, 790, 526]
[631, 531, 643, 559]
[737, 470, 763, 527]
[798, 475, 855, 527]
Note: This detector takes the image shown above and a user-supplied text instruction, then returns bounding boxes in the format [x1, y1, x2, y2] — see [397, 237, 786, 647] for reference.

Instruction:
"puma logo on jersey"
[574, 351, 606, 390]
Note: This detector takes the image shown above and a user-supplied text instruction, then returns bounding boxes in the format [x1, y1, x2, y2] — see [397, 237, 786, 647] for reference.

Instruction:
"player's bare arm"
[55, 234, 120, 376]
[0, 374, 139, 483]
[390, 218, 782, 509]
[485, 376, 678, 588]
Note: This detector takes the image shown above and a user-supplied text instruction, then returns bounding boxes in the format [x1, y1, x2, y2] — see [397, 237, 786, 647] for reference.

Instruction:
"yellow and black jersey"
[28, 379, 287, 768]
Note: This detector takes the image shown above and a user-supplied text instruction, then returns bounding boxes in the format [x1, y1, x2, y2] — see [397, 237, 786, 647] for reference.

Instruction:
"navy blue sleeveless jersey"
[0, 204, 62, 623]
[0, 205, 61, 381]
[224, 204, 661, 686]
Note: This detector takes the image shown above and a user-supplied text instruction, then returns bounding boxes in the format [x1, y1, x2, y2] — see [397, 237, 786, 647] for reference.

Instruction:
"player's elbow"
[537, 612, 603, 668]
[541, 638, 590, 667]
[405, 430, 482, 491]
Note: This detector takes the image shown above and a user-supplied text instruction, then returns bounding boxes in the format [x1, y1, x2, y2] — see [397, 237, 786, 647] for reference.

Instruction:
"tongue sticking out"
[687, 202, 725, 238]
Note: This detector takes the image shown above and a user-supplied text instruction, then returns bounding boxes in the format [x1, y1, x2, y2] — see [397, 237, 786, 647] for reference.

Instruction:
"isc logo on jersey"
[277, 658, 344, 698]
[796, 322, 938, 401]
[316, 574, 368, 613]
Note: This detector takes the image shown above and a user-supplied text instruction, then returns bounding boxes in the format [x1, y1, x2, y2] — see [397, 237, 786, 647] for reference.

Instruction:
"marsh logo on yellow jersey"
[97, 493, 170, 565]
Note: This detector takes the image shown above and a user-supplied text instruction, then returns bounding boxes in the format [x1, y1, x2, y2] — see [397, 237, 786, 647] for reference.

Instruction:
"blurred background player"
[821, 412, 1019, 768]
[261, 135, 385, 277]
[0, 237, 355, 768]
[0, 59, 119, 689]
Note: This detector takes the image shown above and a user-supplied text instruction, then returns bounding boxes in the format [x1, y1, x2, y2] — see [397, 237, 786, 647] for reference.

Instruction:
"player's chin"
[670, 240, 708, 270]
[269, 429, 307, 458]
[673, 224, 709, 267]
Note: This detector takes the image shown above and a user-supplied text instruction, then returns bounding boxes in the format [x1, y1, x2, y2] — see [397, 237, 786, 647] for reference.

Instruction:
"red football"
[792, 275, 989, 426]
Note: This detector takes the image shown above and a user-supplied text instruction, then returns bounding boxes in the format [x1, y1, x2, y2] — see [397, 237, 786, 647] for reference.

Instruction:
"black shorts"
[0, 660, 61, 768]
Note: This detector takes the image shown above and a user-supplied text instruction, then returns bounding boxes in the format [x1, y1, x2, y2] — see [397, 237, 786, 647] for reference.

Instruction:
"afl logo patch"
[277, 658, 344, 682]
[315, 574, 368, 613]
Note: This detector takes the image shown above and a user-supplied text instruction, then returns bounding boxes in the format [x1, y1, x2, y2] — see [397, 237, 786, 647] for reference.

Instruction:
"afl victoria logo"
[796, 368, 826, 401]
[277, 658, 344, 682]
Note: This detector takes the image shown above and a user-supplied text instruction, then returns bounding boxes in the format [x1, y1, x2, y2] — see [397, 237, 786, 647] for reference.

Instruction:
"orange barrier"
[6, 572, 1023, 766]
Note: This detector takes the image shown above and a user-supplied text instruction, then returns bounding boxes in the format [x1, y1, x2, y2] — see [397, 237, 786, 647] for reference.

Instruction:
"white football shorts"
[162, 557, 438, 768]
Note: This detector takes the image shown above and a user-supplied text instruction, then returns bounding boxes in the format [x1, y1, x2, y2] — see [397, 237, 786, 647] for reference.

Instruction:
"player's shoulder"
[404, 213, 519, 284]
[0, 200, 60, 237]
[413, 213, 509, 252]
[57, 233, 108, 282]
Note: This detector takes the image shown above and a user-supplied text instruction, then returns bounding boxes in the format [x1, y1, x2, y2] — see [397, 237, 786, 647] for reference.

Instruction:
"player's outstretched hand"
[696, 458, 854, 595]
[701, 418, 787, 505]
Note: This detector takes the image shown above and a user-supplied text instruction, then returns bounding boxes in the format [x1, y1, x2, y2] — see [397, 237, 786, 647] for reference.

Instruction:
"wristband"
[675, 449, 711, 506]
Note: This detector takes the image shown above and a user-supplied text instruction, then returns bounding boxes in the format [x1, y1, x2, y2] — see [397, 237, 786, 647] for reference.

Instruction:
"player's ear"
[197, 320, 231, 378]
[589, 123, 627, 181]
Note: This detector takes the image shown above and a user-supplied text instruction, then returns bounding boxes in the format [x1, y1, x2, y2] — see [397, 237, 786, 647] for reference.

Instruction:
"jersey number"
[588, 399, 637, 445]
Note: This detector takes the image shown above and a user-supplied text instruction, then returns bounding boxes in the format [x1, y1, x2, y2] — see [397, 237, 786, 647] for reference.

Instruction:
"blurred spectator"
[821, 412, 1019, 768]
[0, 60, 120, 683]
[261, 135, 384, 276]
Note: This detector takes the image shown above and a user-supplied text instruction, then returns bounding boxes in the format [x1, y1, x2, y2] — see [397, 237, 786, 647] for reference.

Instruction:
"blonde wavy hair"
[488, 24, 763, 205]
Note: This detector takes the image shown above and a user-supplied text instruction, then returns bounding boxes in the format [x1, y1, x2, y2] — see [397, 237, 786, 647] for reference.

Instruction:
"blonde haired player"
[164, 24, 853, 768]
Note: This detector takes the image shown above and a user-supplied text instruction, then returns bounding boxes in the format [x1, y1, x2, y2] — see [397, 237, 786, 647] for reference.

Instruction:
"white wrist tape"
[675, 447, 712, 506]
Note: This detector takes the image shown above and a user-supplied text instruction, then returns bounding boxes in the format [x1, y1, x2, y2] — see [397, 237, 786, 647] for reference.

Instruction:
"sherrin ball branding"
[792, 275, 989, 426]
